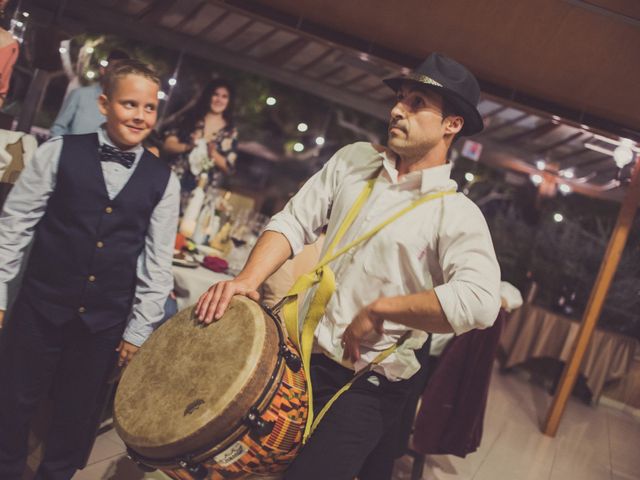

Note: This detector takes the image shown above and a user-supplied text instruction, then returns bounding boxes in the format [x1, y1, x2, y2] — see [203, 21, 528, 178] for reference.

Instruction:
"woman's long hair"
[177, 78, 236, 138]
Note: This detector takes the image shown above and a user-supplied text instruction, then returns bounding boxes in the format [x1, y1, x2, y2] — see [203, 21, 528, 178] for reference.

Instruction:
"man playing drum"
[196, 52, 501, 480]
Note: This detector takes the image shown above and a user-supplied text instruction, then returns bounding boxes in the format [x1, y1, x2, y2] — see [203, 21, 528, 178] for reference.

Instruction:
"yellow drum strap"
[282, 175, 455, 443]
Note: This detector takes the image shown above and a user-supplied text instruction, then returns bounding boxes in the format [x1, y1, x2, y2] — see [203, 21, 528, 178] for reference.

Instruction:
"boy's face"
[98, 74, 159, 150]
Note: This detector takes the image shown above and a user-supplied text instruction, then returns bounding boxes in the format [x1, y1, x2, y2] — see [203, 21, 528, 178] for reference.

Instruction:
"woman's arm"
[208, 147, 230, 173]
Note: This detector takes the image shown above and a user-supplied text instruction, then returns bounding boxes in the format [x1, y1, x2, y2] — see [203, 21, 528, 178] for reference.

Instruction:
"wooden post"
[543, 156, 640, 436]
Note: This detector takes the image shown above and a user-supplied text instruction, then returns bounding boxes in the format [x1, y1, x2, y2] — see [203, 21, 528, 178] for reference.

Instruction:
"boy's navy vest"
[22, 133, 171, 332]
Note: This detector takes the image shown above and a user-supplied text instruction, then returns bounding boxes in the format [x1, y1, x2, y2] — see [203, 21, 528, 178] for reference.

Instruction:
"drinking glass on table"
[227, 209, 251, 274]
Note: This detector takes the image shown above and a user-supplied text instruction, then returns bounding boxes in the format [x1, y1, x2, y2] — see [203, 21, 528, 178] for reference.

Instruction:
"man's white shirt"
[266, 142, 501, 380]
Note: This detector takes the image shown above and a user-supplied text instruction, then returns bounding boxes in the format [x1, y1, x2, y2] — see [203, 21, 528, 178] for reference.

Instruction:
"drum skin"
[114, 297, 307, 478]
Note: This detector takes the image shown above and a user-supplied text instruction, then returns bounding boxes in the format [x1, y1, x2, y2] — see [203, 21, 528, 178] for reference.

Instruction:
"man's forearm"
[236, 230, 293, 290]
[368, 290, 454, 334]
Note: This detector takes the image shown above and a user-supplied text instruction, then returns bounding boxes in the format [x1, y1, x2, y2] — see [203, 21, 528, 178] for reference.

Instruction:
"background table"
[499, 303, 639, 401]
[172, 265, 233, 310]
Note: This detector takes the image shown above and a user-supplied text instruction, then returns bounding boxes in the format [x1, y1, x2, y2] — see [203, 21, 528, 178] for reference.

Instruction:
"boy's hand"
[0, 310, 4, 329]
[116, 340, 140, 367]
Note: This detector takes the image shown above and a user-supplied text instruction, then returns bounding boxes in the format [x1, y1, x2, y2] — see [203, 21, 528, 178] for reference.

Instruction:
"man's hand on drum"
[341, 304, 384, 363]
[116, 340, 140, 367]
[196, 278, 260, 324]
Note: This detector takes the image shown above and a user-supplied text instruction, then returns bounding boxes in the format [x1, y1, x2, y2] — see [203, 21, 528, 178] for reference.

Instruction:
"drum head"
[114, 296, 280, 460]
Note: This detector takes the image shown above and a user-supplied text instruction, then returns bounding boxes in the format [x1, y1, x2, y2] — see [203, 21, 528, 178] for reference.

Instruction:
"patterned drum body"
[114, 297, 307, 479]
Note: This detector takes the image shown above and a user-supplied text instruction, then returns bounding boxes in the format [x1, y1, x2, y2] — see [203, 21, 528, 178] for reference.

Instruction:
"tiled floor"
[68, 364, 640, 479]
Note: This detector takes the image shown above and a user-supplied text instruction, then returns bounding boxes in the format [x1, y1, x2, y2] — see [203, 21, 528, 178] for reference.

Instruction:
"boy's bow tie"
[99, 143, 136, 168]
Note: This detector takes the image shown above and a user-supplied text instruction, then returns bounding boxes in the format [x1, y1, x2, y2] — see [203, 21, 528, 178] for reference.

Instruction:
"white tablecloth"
[172, 265, 233, 310]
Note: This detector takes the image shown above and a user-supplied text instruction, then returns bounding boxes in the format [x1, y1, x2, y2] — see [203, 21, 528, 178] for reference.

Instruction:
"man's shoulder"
[444, 191, 480, 210]
[338, 141, 381, 156]
[441, 192, 491, 230]
[331, 142, 384, 170]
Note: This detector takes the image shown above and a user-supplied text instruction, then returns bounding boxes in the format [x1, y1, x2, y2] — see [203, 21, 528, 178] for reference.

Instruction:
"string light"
[293, 142, 304, 152]
[157, 91, 167, 100]
[99, 59, 109, 67]
[86, 70, 96, 79]
[315, 136, 325, 146]
[535, 159, 546, 170]
[464, 172, 475, 182]
[613, 144, 634, 168]
[168, 78, 177, 86]
[266, 97, 277, 106]
[558, 184, 572, 195]
[560, 168, 575, 179]
[530, 173, 543, 186]
[553, 213, 564, 223]
[86, 47, 94, 54]
[297, 123, 308, 133]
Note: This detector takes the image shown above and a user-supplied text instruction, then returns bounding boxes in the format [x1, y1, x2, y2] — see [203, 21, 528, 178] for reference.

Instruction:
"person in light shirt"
[196, 52, 501, 480]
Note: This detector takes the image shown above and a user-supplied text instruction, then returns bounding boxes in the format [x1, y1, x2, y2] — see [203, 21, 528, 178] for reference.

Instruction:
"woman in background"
[163, 78, 238, 205]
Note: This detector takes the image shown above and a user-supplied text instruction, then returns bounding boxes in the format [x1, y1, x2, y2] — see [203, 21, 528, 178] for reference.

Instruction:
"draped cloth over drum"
[114, 297, 280, 460]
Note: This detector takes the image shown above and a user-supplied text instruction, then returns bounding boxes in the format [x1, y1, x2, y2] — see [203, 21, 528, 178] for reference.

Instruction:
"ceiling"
[28, 0, 640, 201]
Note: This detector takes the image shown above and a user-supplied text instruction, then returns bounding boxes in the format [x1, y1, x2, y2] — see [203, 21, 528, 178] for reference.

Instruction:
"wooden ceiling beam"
[481, 113, 528, 136]
[264, 38, 310, 66]
[499, 121, 560, 144]
[573, 154, 612, 170]
[219, 19, 255, 45]
[337, 72, 370, 89]
[295, 48, 335, 73]
[238, 27, 278, 54]
[556, 147, 590, 161]
[533, 131, 584, 154]
[196, 10, 232, 37]
[317, 65, 345, 81]
[174, 1, 208, 31]
[482, 105, 509, 121]
[135, 0, 175, 22]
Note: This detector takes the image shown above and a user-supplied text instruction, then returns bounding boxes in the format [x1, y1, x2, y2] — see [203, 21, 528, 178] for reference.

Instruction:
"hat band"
[406, 73, 444, 88]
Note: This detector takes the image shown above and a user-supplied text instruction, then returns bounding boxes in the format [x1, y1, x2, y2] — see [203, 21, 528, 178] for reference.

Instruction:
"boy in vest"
[0, 59, 180, 480]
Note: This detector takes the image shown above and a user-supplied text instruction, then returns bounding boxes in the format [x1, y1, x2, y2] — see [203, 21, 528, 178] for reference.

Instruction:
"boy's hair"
[102, 59, 161, 97]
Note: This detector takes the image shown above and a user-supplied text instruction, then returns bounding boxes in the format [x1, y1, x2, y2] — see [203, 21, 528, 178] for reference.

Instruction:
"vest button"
[96, 241, 104, 248]
[105, 206, 113, 214]
[88, 275, 96, 282]
[78, 306, 86, 313]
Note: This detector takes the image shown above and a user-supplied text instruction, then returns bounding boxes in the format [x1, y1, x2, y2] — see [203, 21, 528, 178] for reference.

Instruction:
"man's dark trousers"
[0, 297, 124, 480]
[284, 342, 430, 480]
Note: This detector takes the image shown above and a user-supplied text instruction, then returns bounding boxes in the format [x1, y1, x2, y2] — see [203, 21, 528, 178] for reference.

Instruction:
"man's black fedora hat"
[383, 53, 484, 136]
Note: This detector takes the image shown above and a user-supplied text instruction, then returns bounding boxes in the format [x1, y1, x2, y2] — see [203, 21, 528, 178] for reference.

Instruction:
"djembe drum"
[114, 296, 307, 479]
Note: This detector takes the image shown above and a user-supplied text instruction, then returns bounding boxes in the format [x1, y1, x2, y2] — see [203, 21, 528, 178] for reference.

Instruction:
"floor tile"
[549, 462, 611, 480]
[84, 434, 127, 467]
[73, 454, 149, 479]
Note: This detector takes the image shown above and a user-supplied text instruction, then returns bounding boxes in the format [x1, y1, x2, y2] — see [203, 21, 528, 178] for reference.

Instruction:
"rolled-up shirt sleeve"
[122, 172, 180, 346]
[265, 147, 344, 257]
[433, 195, 501, 334]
